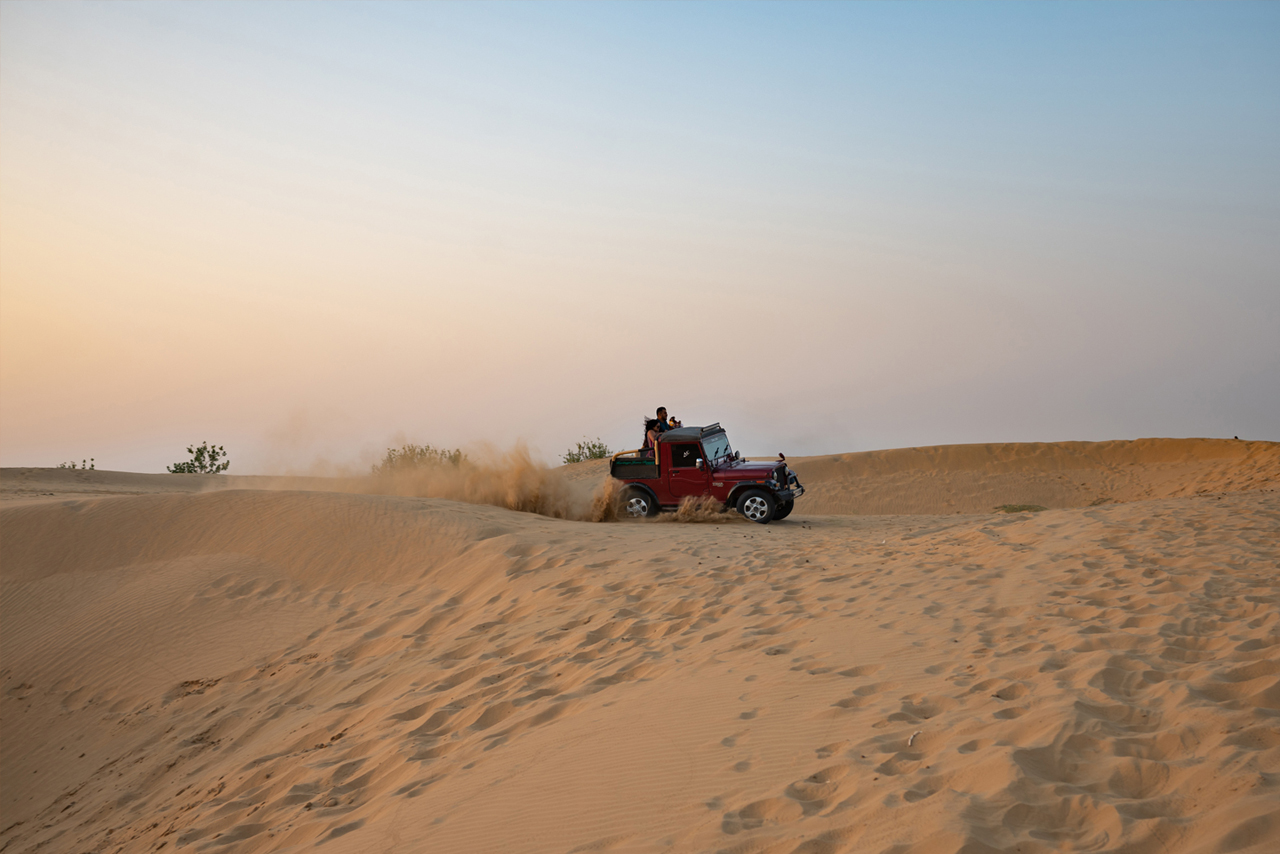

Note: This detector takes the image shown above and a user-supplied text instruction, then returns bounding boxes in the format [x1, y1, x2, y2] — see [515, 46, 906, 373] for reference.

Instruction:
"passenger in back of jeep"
[656, 406, 681, 432]
[641, 418, 661, 458]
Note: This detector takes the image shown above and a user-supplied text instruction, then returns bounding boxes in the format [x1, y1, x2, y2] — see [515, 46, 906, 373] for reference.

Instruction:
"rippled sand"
[2, 438, 1277, 854]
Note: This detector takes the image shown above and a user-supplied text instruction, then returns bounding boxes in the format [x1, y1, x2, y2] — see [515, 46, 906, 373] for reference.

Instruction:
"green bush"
[373, 444, 465, 475]
[168, 442, 230, 474]
[562, 437, 612, 465]
[995, 504, 1047, 513]
[58, 458, 95, 470]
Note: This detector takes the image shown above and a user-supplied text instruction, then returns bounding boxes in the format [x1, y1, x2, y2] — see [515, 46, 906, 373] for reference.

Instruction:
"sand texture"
[787, 438, 1280, 516]
[2, 438, 1278, 854]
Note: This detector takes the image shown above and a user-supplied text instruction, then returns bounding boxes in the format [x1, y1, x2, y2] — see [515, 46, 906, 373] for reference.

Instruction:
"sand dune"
[6, 437, 1274, 517]
[0, 468, 363, 506]
[788, 438, 1280, 515]
[1, 439, 1277, 854]
[556, 437, 1280, 517]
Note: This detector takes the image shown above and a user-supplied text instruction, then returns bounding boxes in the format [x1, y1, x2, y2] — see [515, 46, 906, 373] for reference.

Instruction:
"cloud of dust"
[362, 450, 752, 524]
[253, 437, 746, 525]
[659, 495, 745, 524]
[251, 409, 395, 477]
[366, 444, 618, 522]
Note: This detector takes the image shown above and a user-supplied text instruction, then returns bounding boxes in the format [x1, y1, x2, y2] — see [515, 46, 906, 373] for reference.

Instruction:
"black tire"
[736, 488, 776, 524]
[773, 499, 794, 520]
[617, 487, 659, 519]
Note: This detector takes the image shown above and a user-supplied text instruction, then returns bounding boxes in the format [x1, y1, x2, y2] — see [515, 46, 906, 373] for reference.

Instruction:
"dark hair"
[656, 406, 667, 415]
[644, 418, 660, 432]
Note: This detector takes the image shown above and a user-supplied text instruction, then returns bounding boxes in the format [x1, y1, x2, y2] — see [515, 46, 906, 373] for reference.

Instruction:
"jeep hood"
[712, 460, 780, 479]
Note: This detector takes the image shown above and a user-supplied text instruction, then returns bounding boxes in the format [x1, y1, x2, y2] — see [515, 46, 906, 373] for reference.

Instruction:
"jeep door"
[667, 442, 710, 500]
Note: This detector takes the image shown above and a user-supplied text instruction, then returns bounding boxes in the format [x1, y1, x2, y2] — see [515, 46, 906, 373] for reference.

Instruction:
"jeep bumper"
[776, 470, 805, 501]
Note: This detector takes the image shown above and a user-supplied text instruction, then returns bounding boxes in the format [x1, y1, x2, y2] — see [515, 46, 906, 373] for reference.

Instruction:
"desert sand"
[2, 438, 1277, 854]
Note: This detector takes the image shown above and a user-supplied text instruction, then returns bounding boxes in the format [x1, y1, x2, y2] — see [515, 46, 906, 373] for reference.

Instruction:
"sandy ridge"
[5, 438, 1275, 517]
[787, 438, 1280, 515]
[1, 439, 1277, 853]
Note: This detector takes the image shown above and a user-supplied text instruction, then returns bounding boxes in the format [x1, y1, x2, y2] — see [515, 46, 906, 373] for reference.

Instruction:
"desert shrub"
[373, 444, 465, 475]
[168, 442, 230, 474]
[58, 458, 95, 470]
[995, 504, 1047, 513]
[562, 438, 611, 465]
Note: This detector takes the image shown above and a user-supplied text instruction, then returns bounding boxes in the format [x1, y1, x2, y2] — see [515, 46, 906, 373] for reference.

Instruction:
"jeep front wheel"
[617, 488, 659, 519]
[736, 489, 776, 524]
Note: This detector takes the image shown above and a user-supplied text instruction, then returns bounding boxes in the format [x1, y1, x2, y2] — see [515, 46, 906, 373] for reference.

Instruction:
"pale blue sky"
[2, 2, 1277, 471]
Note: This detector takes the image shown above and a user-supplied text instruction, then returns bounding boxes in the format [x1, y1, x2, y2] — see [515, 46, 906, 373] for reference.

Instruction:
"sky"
[2, 1, 1277, 473]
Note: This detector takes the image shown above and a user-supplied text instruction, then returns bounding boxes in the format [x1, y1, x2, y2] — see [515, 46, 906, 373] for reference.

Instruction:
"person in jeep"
[641, 418, 662, 458]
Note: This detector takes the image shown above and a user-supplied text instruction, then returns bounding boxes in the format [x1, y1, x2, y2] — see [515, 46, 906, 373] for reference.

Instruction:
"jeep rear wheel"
[617, 488, 659, 519]
[736, 489, 776, 524]
[773, 499, 794, 520]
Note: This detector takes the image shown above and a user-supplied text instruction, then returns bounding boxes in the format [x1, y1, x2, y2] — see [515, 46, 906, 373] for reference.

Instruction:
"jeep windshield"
[701, 431, 733, 464]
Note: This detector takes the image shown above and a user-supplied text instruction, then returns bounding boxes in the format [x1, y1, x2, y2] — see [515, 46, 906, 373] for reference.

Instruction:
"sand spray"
[365, 444, 617, 522]
[359, 445, 741, 524]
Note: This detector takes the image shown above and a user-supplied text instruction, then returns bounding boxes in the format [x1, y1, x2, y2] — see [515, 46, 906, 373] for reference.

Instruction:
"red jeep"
[610, 422, 804, 524]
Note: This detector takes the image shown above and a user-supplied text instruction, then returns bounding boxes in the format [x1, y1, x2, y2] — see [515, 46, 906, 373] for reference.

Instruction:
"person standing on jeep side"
[656, 406, 681, 433]
[641, 418, 662, 458]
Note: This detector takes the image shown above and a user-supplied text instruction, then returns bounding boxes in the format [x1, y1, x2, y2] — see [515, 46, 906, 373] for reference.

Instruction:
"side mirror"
[696, 459, 704, 470]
